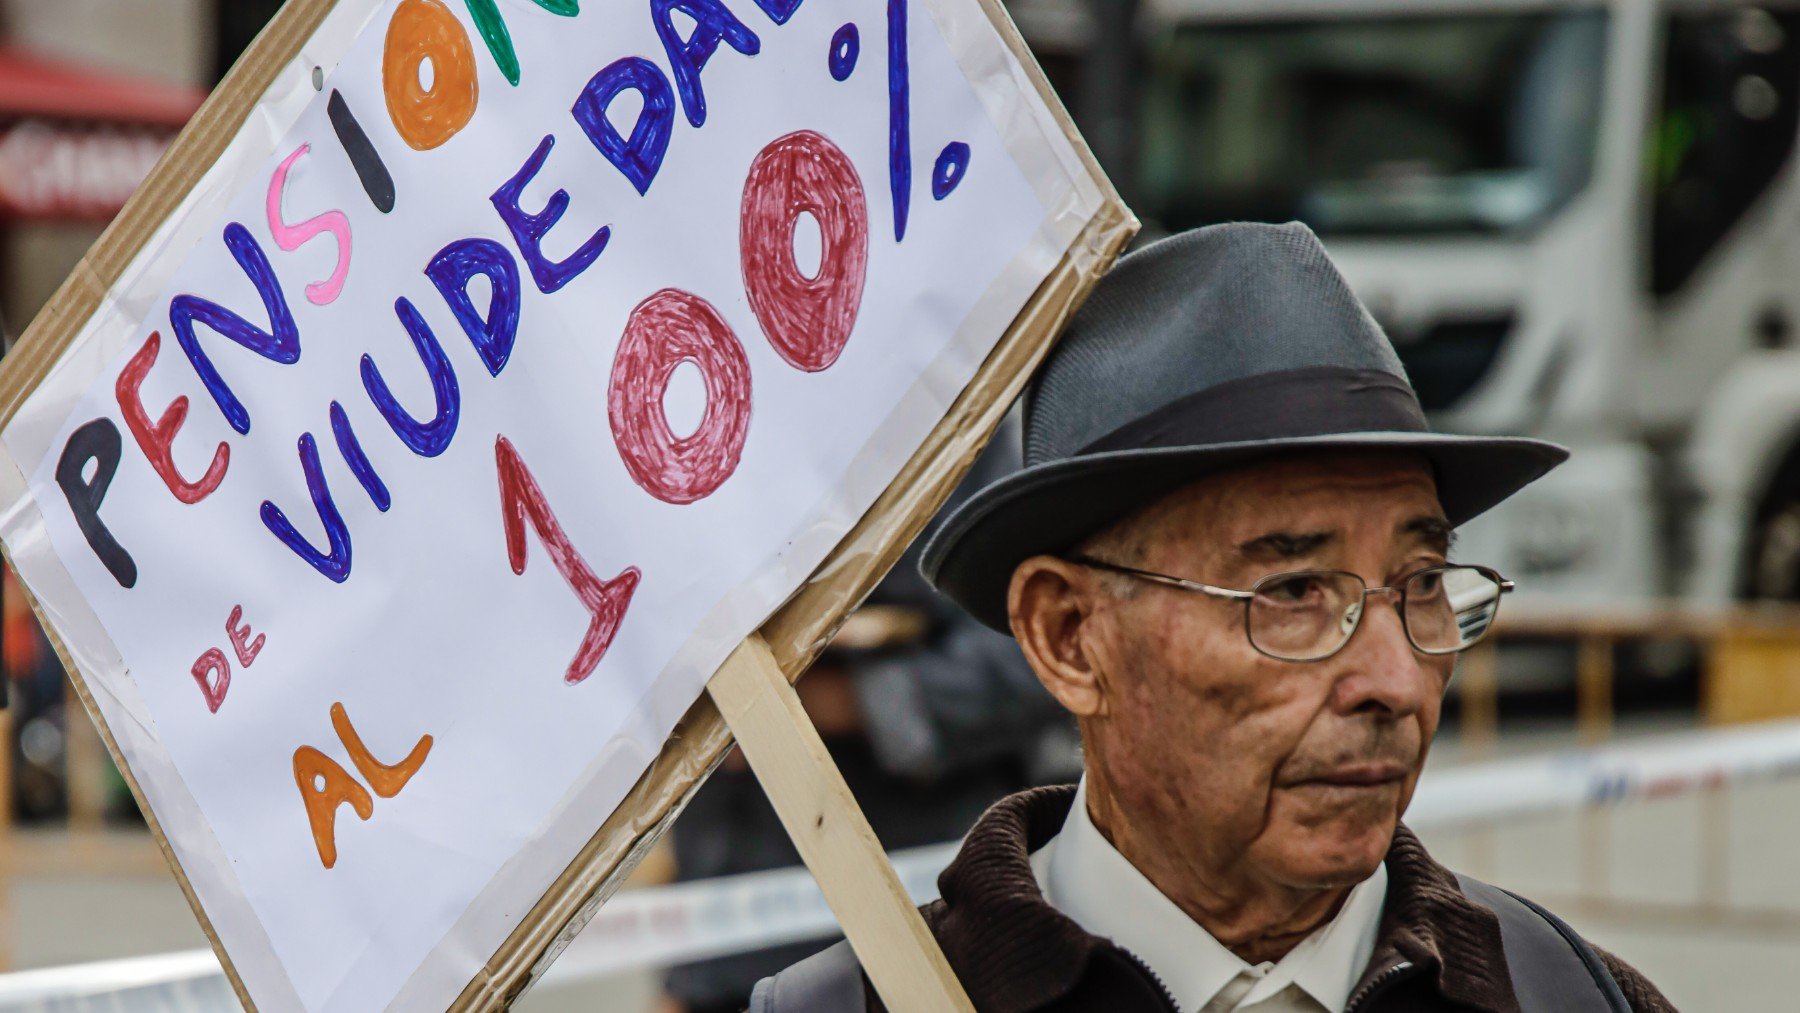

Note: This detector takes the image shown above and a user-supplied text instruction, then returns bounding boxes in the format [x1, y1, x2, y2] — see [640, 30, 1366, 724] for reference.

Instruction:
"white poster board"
[0, 0, 1118, 1009]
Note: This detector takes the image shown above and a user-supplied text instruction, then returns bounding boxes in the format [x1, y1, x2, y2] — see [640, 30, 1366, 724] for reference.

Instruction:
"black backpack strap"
[1456, 874, 1632, 1013]
[747, 940, 869, 1013]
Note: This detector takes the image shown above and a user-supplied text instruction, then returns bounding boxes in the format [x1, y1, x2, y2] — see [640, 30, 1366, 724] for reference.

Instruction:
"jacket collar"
[929, 786, 1103, 1011]
[928, 784, 1519, 1013]
[1359, 823, 1519, 1012]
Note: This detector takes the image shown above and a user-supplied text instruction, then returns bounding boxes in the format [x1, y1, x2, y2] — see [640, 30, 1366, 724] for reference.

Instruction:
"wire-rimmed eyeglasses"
[1067, 556, 1514, 663]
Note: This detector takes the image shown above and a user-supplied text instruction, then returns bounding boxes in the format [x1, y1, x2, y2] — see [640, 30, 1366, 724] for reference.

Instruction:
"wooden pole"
[1458, 642, 1499, 878]
[1459, 642, 1500, 756]
[1575, 635, 1614, 744]
[63, 677, 105, 833]
[708, 636, 975, 1013]
[1577, 635, 1614, 901]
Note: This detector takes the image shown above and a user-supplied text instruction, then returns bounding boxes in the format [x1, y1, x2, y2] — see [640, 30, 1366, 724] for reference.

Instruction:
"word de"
[189, 604, 266, 714]
[294, 702, 433, 869]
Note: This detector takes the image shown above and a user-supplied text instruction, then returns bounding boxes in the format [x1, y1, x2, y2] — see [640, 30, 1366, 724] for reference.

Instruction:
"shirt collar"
[1030, 777, 1388, 1012]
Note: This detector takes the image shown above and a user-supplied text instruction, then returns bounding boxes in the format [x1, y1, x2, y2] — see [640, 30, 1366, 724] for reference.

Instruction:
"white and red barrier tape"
[6, 717, 1800, 1009]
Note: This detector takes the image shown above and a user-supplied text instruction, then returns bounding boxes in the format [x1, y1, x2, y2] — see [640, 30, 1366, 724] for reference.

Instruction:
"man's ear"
[1009, 555, 1109, 718]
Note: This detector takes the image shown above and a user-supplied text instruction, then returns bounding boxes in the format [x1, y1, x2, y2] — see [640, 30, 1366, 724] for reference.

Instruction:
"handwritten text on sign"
[10, 0, 1073, 1007]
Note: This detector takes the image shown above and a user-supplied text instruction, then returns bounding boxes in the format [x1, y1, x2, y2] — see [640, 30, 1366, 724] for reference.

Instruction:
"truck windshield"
[1137, 10, 1608, 235]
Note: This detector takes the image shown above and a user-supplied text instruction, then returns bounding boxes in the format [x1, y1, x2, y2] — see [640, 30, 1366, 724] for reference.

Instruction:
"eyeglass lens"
[1248, 566, 1503, 661]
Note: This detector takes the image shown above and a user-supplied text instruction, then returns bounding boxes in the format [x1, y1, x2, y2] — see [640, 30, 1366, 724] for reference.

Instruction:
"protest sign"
[0, 0, 1132, 1008]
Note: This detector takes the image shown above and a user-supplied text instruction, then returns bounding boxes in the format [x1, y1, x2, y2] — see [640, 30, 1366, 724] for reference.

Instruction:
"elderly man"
[750, 223, 1676, 1012]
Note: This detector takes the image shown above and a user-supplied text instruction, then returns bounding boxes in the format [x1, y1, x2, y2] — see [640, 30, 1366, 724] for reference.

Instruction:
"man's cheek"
[1239, 694, 1327, 778]
[1168, 648, 1275, 725]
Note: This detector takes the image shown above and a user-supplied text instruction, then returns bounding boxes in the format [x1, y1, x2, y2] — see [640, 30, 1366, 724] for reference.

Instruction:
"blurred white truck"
[1017, 0, 1800, 609]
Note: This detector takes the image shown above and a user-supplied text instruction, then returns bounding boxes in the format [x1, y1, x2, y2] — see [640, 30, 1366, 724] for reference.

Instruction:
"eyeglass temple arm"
[1066, 556, 1255, 602]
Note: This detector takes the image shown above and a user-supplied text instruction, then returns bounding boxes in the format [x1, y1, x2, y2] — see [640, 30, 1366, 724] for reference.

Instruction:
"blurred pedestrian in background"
[660, 416, 1075, 1013]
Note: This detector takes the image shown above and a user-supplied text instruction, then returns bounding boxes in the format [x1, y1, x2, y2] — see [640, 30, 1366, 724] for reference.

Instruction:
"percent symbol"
[825, 1, 972, 242]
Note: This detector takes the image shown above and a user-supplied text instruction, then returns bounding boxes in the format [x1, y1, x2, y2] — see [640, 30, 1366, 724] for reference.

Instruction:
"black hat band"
[1075, 366, 1429, 458]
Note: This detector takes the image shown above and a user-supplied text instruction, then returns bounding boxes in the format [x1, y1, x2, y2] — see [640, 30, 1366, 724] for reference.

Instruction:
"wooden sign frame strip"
[0, 0, 1137, 1006]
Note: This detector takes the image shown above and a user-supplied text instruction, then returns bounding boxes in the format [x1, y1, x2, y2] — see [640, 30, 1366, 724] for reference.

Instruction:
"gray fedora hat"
[922, 222, 1568, 633]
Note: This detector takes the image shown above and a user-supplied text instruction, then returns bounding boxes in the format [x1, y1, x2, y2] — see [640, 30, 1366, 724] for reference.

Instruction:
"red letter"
[191, 648, 230, 713]
[495, 435, 641, 684]
[226, 605, 265, 668]
[332, 702, 430, 798]
[293, 745, 373, 869]
[740, 131, 869, 372]
[607, 288, 751, 504]
[116, 332, 230, 504]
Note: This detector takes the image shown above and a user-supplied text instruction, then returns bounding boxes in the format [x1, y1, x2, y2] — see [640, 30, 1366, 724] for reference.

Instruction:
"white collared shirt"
[1029, 779, 1388, 1013]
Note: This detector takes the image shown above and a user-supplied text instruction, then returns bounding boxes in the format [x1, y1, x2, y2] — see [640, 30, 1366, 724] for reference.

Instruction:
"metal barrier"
[8, 717, 1800, 1010]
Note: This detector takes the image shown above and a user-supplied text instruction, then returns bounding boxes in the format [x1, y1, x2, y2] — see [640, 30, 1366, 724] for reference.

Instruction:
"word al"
[295, 703, 433, 869]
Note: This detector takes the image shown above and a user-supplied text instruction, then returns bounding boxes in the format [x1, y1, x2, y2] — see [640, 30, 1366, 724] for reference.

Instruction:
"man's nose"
[1333, 591, 1433, 716]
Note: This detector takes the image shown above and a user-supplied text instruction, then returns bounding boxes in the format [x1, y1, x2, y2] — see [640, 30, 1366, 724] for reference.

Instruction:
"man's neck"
[1082, 775, 1353, 966]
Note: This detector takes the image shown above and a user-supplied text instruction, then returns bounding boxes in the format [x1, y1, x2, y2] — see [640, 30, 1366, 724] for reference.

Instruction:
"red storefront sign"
[0, 121, 173, 221]
[0, 47, 203, 222]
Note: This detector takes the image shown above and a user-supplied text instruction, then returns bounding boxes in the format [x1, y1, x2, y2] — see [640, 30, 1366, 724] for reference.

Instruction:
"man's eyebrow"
[1402, 515, 1455, 553]
[1236, 530, 1336, 560]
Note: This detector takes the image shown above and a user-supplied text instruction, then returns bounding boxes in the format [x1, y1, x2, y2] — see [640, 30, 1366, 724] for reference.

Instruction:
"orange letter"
[383, 0, 479, 150]
[294, 746, 373, 869]
[332, 702, 431, 798]
[116, 332, 230, 504]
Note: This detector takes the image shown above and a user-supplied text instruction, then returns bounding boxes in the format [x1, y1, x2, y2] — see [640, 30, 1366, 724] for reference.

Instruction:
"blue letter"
[650, 0, 760, 127]
[426, 238, 521, 376]
[329, 402, 391, 513]
[572, 57, 675, 196]
[169, 223, 300, 435]
[491, 135, 610, 293]
[887, 0, 910, 242]
[261, 433, 352, 583]
[362, 298, 461, 457]
[752, 0, 801, 24]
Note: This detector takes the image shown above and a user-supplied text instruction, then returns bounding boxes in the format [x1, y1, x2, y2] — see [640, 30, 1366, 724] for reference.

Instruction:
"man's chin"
[1261, 816, 1398, 889]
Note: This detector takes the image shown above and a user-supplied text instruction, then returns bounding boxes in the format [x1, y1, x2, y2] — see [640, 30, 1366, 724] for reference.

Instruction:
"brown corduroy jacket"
[861, 785, 1675, 1013]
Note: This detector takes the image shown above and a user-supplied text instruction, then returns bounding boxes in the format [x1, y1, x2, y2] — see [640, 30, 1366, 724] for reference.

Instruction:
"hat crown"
[920, 223, 1567, 634]
[1024, 222, 1409, 468]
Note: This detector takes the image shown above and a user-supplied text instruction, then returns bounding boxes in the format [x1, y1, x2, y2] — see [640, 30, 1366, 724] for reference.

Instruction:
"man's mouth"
[1287, 763, 1409, 789]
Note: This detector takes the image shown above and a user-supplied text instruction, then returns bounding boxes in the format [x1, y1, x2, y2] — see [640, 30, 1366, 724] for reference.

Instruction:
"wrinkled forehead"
[1099, 451, 1444, 563]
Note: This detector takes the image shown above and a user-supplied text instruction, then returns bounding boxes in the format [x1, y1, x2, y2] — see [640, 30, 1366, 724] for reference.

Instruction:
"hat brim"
[921, 432, 1569, 633]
